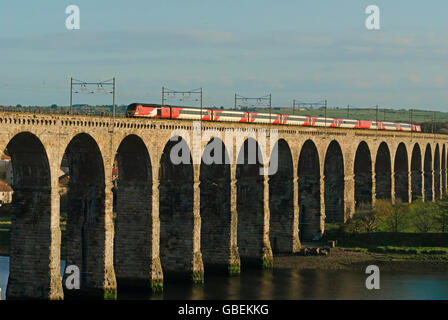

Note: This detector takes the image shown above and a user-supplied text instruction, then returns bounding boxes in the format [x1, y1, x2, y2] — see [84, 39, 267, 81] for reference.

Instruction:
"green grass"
[342, 247, 369, 253]
[371, 246, 448, 254]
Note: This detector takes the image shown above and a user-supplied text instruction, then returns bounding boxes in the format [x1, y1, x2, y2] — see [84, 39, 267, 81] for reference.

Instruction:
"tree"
[434, 195, 448, 232]
[376, 199, 408, 232]
[346, 202, 385, 233]
[410, 199, 437, 233]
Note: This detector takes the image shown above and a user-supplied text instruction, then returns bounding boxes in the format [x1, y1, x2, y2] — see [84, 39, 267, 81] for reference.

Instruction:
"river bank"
[1, 247, 447, 273]
[274, 247, 448, 273]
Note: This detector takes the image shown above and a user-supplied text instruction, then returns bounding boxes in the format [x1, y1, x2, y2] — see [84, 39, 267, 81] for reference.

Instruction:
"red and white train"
[125, 103, 421, 132]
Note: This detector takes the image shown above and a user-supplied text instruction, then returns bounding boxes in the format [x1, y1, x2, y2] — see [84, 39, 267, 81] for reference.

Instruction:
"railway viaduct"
[0, 111, 447, 299]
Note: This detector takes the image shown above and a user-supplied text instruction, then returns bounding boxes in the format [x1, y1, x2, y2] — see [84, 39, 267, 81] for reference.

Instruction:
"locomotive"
[125, 103, 421, 132]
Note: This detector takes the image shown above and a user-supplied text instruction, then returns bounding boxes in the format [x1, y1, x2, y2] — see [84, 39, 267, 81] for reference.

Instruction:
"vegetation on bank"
[343, 195, 448, 234]
[324, 195, 448, 256]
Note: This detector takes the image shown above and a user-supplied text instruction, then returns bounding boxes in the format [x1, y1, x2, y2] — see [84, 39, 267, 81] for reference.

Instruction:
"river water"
[1, 256, 447, 300]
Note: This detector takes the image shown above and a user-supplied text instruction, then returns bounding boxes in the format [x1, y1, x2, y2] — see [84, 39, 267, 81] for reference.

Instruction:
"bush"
[409, 199, 438, 233]
[344, 202, 386, 233]
[434, 195, 448, 232]
[376, 199, 408, 232]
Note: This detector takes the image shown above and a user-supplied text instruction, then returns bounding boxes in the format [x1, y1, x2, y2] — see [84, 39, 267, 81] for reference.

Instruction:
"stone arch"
[61, 133, 114, 297]
[159, 136, 194, 280]
[375, 142, 391, 200]
[113, 134, 154, 290]
[354, 141, 373, 208]
[434, 144, 441, 200]
[394, 143, 409, 202]
[324, 140, 344, 223]
[298, 140, 321, 241]
[269, 139, 294, 253]
[5, 132, 63, 299]
[424, 144, 433, 201]
[236, 138, 264, 266]
[442, 145, 447, 195]
[200, 137, 231, 273]
[411, 143, 423, 200]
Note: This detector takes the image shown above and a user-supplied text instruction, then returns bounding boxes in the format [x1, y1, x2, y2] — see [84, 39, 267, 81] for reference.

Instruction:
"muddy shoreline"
[1, 247, 447, 274]
[273, 248, 448, 273]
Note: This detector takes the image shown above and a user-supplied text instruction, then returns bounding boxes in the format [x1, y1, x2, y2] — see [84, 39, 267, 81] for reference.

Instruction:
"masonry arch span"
[61, 133, 113, 297]
[298, 140, 321, 241]
[159, 136, 194, 280]
[324, 140, 344, 223]
[354, 141, 373, 208]
[236, 138, 264, 266]
[375, 142, 391, 200]
[200, 137, 231, 273]
[424, 144, 433, 201]
[113, 134, 153, 289]
[269, 139, 294, 253]
[5, 132, 63, 299]
[394, 143, 409, 202]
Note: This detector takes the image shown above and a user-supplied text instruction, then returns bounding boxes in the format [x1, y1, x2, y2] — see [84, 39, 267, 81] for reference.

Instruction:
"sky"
[0, 0, 447, 111]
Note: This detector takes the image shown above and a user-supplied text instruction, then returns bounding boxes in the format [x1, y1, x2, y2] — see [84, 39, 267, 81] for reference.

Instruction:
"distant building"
[0, 154, 13, 186]
[112, 163, 119, 182]
[58, 174, 70, 194]
[0, 179, 13, 206]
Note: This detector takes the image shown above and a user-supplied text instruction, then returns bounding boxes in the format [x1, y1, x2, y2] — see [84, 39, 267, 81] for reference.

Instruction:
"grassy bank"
[274, 247, 448, 273]
[320, 196, 448, 268]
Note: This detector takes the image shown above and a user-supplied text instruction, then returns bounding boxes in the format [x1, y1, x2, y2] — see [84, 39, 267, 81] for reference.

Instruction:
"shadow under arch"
[61, 133, 116, 298]
[354, 141, 372, 208]
[324, 140, 344, 223]
[159, 136, 194, 281]
[269, 139, 294, 253]
[199, 137, 231, 273]
[411, 143, 423, 200]
[442, 145, 447, 195]
[434, 144, 441, 200]
[113, 134, 155, 291]
[424, 144, 433, 201]
[298, 140, 321, 241]
[6, 132, 63, 299]
[375, 142, 391, 200]
[236, 138, 265, 267]
[394, 143, 409, 202]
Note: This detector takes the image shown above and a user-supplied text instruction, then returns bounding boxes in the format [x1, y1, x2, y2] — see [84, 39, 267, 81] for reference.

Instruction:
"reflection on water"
[1, 255, 447, 300]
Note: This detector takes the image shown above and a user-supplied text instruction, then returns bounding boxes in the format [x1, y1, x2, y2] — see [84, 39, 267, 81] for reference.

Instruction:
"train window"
[252, 114, 272, 119]
[180, 109, 202, 115]
[288, 116, 307, 121]
[221, 112, 245, 117]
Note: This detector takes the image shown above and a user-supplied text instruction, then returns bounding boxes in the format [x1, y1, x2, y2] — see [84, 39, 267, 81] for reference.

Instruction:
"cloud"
[435, 76, 445, 88]
[409, 74, 421, 83]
